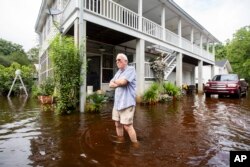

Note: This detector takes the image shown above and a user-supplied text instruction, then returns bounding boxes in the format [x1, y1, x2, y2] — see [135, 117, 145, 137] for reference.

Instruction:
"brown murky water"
[0, 93, 250, 166]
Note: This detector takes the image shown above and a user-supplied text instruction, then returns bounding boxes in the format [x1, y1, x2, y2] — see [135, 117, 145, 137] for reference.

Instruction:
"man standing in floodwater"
[109, 53, 138, 145]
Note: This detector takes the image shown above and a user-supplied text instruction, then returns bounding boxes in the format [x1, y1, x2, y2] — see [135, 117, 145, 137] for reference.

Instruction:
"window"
[102, 54, 113, 83]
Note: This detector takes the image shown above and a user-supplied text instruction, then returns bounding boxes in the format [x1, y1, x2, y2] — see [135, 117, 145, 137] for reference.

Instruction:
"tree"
[6, 51, 31, 66]
[227, 26, 250, 81]
[0, 38, 32, 66]
[215, 43, 227, 60]
[0, 38, 25, 56]
[27, 45, 39, 63]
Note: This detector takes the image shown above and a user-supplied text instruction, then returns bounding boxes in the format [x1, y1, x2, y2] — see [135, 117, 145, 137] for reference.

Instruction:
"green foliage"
[33, 77, 55, 97]
[215, 43, 227, 60]
[27, 45, 39, 63]
[0, 38, 25, 56]
[162, 82, 181, 98]
[86, 92, 108, 112]
[142, 82, 161, 104]
[0, 55, 11, 66]
[49, 35, 82, 114]
[0, 63, 34, 96]
[142, 82, 182, 104]
[227, 26, 250, 81]
[0, 38, 31, 66]
[6, 51, 31, 66]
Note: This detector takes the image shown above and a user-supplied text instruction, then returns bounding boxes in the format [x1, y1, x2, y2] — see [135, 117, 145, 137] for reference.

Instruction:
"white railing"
[81, 0, 214, 62]
[165, 29, 179, 46]
[84, 0, 139, 30]
[203, 50, 215, 61]
[129, 62, 154, 78]
[182, 37, 192, 52]
[142, 18, 163, 39]
[193, 44, 201, 55]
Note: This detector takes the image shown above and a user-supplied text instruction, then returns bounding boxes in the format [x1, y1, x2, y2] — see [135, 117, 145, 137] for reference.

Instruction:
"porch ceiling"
[86, 22, 136, 45]
[183, 55, 211, 66]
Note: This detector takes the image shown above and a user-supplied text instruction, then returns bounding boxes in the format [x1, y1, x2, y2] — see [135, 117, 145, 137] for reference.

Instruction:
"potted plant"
[37, 77, 55, 104]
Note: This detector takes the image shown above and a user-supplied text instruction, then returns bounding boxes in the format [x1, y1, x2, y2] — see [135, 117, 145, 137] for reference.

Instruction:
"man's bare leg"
[124, 124, 137, 143]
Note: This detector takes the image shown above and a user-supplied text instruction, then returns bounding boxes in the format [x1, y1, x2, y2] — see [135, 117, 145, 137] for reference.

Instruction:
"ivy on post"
[49, 35, 82, 114]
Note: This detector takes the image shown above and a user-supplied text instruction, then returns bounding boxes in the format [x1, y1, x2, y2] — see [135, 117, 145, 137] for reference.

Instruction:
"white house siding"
[195, 65, 231, 84]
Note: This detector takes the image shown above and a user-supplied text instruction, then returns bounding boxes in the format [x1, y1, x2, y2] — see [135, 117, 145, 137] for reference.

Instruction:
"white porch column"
[178, 18, 182, 47]
[200, 34, 203, 56]
[206, 39, 209, 52]
[191, 27, 194, 52]
[198, 60, 203, 93]
[136, 38, 145, 102]
[79, 0, 87, 113]
[74, 19, 79, 46]
[211, 65, 215, 79]
[161, 6, 166, 41]
[138, 0, 143, 31]
[212, 43, 215, 55]
[176, 52, 183, 87]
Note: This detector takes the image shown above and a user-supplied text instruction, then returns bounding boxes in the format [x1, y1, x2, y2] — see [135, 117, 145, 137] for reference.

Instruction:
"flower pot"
[38, 95, 53, 104]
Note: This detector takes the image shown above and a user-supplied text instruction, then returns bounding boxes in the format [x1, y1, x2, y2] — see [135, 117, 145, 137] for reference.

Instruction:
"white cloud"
[174, 0, 250, 43]
[0, 0, 41, 51]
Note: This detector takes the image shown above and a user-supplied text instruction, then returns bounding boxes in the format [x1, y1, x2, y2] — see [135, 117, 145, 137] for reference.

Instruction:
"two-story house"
[35, 0, 220, 111]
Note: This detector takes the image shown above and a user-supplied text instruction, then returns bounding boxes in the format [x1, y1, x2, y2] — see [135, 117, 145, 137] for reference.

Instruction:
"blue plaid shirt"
[111, 66, 136, 110]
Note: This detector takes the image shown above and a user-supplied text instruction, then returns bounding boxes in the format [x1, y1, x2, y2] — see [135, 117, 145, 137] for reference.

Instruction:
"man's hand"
[109, 81, 118, 88]
[109, 79, 128, 88]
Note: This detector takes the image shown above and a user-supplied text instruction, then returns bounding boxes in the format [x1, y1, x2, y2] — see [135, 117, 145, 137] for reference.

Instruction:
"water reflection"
[0, 93, 250, 166]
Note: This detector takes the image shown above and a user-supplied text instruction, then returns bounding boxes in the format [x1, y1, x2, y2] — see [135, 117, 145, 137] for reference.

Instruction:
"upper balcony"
[38, 0, 220, 63]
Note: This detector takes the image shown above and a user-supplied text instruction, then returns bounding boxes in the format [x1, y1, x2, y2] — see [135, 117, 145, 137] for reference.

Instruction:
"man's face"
[116, 55, 127, 70]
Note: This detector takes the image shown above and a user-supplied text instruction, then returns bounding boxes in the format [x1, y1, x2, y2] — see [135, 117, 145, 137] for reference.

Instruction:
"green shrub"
[49, 35, 82, 114]
[86, 92, 108, 112]
[163, 82, 181, 98]
[0, 63, 34, 96]
[142, 82, 161, 104]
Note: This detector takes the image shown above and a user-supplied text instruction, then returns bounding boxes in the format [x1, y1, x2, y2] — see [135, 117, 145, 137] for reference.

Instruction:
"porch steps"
[164, 52, 177, 79]
[148, 44, 177, 79]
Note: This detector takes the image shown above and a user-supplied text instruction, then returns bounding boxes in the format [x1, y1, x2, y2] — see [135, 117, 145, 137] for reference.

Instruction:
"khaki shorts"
[112, 106, 135, 125]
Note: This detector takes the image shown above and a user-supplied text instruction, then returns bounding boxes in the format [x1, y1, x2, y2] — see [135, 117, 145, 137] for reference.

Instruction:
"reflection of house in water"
[35, 0, 220, 100]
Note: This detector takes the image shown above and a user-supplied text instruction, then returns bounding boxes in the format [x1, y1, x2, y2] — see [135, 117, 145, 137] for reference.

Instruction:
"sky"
[174, 0, 250, 42]
[0, 0, 42, 52]
[0, 0, 249, 52]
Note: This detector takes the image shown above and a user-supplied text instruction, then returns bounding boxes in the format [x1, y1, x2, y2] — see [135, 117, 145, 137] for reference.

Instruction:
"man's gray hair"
[117, 53, 128, 61]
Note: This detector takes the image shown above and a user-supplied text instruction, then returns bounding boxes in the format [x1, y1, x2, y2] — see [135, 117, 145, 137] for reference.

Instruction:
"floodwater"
[0, 93, 250, 167]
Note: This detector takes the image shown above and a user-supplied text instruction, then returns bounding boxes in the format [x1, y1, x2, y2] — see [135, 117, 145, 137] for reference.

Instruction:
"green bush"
[0, 63, 34, 96]
[49, 35, 82, 114]
[142, 81, 182, 104]
[33, 77, 55, 97]
[142, 82, 161, 104]
[162, 82, 181, 98]
[86, 92, 108, 112]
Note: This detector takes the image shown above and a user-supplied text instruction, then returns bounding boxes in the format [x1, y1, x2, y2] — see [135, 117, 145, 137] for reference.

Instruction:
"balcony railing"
[142, 17, 163, 40]
[129, 62, 154, 79]
[73, 0, 214, 62]
[84, 0, 139, 30]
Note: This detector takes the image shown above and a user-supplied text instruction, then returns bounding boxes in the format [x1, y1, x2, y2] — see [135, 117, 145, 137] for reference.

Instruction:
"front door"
[87, 56, 100, 91]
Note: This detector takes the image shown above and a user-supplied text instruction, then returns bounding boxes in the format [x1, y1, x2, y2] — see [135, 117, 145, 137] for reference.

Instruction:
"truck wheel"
[235, 89, 241, 98]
